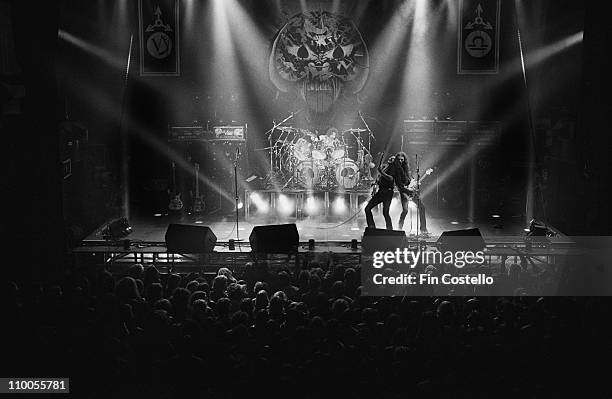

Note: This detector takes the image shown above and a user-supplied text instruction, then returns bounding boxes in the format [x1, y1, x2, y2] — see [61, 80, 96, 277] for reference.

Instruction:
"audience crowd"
[6, 261, 608, 397]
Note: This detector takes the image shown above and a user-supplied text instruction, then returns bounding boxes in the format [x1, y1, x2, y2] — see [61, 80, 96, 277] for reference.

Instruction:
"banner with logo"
[457, 0, 500, 74]
[138, 0, 180, 76]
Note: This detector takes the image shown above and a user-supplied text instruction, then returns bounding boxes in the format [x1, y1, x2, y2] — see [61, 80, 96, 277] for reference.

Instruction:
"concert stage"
[84, 210, 530, 245]
[75, 209, 577, 277]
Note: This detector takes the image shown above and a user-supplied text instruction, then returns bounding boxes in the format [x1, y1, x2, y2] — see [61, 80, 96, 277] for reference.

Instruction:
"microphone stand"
[234, 147, 242, 241]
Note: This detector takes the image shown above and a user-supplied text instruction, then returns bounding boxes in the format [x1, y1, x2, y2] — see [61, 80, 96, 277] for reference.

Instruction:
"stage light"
[154, 213, 162, 217]
[237, 201, 244, 210]
[195, 220, 204, 224]
[390, 197, 401, 213]
[332, 196, 347, 214]
[492, 214, 501, 218]
[526, 219, 557, 237]
[305, 196, 319, 215]
[451, 221, 459, 225]
[102, 217, 132, 240]
[257, 202, 270, 214]
[249, 192, 270, 214]
[277, 194, 294, 216]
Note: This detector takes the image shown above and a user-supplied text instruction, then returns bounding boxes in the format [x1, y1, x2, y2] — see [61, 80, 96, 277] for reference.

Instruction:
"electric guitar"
[191, 163, 205, 213]
[402, 168, 434, 196]
[370, 152, 387, 197]
[168, 161, 183, 211]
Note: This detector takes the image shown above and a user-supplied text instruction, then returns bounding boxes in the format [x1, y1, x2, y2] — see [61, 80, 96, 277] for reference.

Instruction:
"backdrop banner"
[457, 0, 500, 74]
[138, 0, 180, 76]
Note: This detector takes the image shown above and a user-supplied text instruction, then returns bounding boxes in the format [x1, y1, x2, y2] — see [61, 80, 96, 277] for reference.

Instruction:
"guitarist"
[364, 154, 396, 230]
[393, 152, 429, 237]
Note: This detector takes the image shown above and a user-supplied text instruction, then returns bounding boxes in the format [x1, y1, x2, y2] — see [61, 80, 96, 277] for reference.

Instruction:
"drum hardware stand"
[347, 129, 374, 190]
[264, 109, 301, 137]
[358, 110, 376, 155]
[264, 110, 301, 187]
[282, 155, 301, 190]
[357, 112, 377, 189]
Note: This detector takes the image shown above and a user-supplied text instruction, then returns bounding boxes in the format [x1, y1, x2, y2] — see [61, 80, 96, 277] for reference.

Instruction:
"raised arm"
[378, 163, 394, 181]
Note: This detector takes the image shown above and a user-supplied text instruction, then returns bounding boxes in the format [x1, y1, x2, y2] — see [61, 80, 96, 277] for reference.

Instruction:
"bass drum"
[311, 149, 326, 160]
[335, 160, 360, 189]
[297, 160, 319, 188]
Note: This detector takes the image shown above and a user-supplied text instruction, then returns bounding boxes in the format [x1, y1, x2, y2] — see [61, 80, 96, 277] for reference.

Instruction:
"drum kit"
[262, 125, 375, 190]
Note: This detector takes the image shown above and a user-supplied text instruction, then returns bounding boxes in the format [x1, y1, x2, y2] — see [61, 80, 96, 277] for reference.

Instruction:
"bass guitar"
[402, 168, 434, 197]
[168, 161, 183, 211]
[191, 163, 205, 213]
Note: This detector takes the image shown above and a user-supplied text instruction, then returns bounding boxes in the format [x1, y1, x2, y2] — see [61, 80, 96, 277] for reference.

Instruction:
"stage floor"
[84, 209, 530, 244]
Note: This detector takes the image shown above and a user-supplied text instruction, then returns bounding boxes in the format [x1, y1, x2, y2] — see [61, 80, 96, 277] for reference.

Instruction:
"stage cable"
[314, 208, 363, 230]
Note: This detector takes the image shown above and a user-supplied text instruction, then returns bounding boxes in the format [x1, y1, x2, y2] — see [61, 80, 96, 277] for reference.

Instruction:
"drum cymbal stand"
[264, 136, 283, 188]
[282, 150, 301, 190]
[264, 110, 300, 186]
[350, 130, 374, 189]
[358, 110, 376, 155]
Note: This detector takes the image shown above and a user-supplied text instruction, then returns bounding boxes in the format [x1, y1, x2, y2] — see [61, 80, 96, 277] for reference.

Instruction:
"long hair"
[394, 151, 411, 182]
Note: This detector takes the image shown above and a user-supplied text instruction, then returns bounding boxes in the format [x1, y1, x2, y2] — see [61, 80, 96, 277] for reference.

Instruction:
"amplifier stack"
[167, 125, 249, 212]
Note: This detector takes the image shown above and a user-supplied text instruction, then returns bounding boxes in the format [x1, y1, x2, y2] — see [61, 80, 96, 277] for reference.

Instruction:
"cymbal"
[276, 126, 296, 131]
[302, 130, 318, 138]
[343, 128, 367, 132]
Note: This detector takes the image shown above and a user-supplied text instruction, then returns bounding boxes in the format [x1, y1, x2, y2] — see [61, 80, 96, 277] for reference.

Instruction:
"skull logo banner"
[269, 10, 369, 114]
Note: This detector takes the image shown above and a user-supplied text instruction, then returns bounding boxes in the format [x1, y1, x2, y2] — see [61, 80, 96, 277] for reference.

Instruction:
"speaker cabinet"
[436, 228, 485, 252]
[204, 140, 248, 210]
[205, 140, 248, 184]
[165, 224, 217, 253]
[361, 227, 407, 253]
[249, 224, 299, 253]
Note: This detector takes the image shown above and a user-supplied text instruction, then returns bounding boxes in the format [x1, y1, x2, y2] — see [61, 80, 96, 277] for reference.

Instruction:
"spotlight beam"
[58, 29, 126, 71]
[64, 79, 235, 206]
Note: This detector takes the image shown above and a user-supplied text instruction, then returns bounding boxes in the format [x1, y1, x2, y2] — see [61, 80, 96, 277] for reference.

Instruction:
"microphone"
[236, 146, 240, 157]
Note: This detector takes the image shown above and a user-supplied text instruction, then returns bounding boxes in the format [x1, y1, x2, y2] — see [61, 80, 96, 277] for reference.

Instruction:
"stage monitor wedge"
[165, 224, 217, 253]
[436, 228, 485, 252]
[362, 227, 407, 254]
[249, 223, 299, 254]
